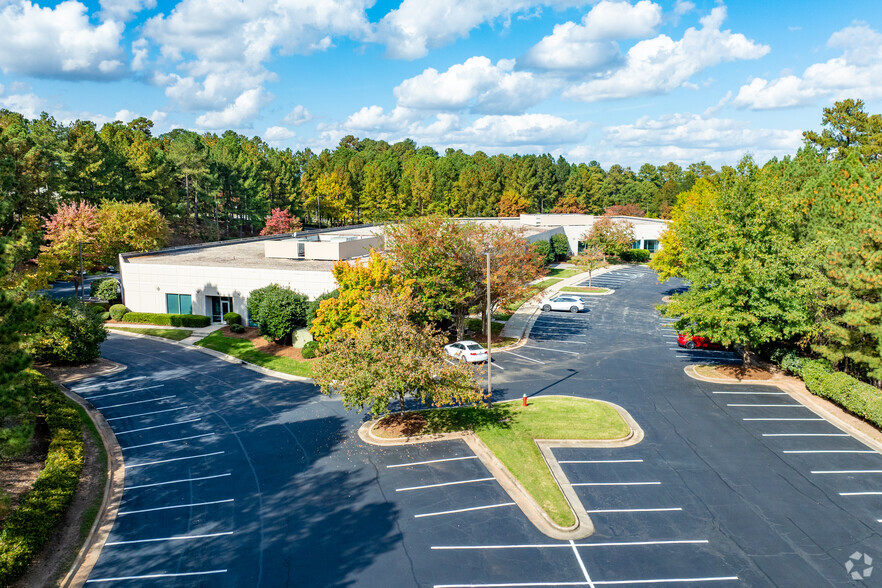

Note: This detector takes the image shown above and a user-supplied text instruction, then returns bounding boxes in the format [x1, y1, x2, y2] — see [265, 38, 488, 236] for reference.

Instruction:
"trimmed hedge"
[0, 371, 84, 585]
[224, 312, 241, 326]
[784, 357, 882, 430]
[101, 312, 111, 321]
[108, 304, 128, 321]
[301, 340, 319, 359]
[620, 248, 651, 262]
[121, 312, 210, 328]
[229, 323, 245, 333]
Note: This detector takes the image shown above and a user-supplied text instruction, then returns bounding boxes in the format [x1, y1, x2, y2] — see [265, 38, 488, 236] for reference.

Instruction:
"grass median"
[559, 286, 610, 294]
[109, 327, 193, 341]
[195, 330, 314, 378]
[375, 396, 630, 527]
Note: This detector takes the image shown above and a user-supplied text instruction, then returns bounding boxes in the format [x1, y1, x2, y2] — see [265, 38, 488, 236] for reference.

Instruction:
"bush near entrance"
[247, 284, 309, 344]
[223, 312, 241, 326]
[121, 312, 210, 328]
[620, 249, 651, 262]
[108, 304, 128, 321]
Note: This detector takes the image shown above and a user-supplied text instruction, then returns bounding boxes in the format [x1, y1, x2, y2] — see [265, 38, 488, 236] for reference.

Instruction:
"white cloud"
[0, 0, 125, 80]
[563, 5, 769, 101]
[374, 0, 587, 60]
[582, 111, 802, 167]
[99, 0, 156, 22]
[0, 92, 49, 119]
[283, 105, 313, 126]
[394, 57, 555, 114]
[195, 88, 267, 129]
[113, 108, 167, 127]
[521, 1, 661, 72]
[733, 23, 882, 109]
[132, 38, 149, 71]
[264, 126, 297, 142]
[673, 1, 694, 16]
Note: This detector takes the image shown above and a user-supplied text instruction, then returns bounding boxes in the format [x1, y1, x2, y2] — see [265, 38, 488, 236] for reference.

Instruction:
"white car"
[540, 295, 585, 313]
[444, 340, 489, 363]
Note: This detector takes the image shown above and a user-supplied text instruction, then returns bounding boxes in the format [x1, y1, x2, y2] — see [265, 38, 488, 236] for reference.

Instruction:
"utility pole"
[486, 250, 492, 404]
[78, 241, 86, 302]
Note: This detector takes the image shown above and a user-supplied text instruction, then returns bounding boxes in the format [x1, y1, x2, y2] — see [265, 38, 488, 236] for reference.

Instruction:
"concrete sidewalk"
[499, 265, 619, 340]
[106, 322, 225, 345]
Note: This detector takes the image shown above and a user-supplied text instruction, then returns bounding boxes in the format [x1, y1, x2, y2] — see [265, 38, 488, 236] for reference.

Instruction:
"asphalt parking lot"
[78, 265, 882, 586]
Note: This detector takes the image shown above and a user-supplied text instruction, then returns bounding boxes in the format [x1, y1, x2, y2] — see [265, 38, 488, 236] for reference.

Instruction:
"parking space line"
[435, 582, 588, 587]
[594, 577, 739, 585]
[569, 539, 594, 588]
[114, 417, 201, 435]
[125, 450, 224, 469]
[72, 376, 145, 392]
[86, 570, 227, 583]
[841, 492, 882, 496]
[727, 404, 804, 407]
[387, 456, 479, 468]
[586, 507, 682, 514]
[524, 345, 580, 355]
[97, 395, 176, 410]
[396, 477, 495, 492]
[572, 482, 661, 487]
[713, 391, 787, 395]
[122, 432, 215, 450]
[105, 531, 233, 546]
[785, 450, 876, 454]
[490, 360, 505, 370]
[743, 418, 824, 421]
[118, 498, 234, 516]
[560, 459, 643, 464]
[811, 470, 882, 474]
[105, 406, 189, 421]
[432, 539, 708, 550]
[127, 472, 232, 489]
[763, 433, 849, 437]
[83, 385, 164, 400]
[415, 502, 516, 518]
[501, 352, 545, 364]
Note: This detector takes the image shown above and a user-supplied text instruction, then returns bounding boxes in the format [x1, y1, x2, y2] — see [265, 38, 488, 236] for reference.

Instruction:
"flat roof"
[128, 240, 344, 271]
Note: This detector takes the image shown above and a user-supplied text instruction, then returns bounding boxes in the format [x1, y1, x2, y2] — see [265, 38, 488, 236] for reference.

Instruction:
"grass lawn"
[110, 327, 193, 341]
[377, 396, 629, 527]
[195, 331, 313, 378]
[546, 268, 581, 279]
[559, 286, 611, 294]
[503, 277, 563, 315]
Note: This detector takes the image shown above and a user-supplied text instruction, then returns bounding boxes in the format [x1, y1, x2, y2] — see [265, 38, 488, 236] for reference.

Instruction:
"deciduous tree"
[260, 208, 302, 235]
[581, 216, 635, 258]
[571, 248, 607, 287]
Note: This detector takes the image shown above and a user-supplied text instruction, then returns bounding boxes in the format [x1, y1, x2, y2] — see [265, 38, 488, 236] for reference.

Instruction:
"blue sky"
[1, 0, 880, 168]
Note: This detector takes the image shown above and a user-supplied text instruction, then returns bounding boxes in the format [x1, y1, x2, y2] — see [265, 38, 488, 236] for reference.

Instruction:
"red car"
[677, 334, 725, 350]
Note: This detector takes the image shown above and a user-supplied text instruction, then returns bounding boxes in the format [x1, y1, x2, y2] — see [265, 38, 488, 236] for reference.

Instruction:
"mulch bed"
[0, 421, 50, 527]
[714, 364, 774, 380]
[218, 326, 310, 361]
[374, 413, 428, 438]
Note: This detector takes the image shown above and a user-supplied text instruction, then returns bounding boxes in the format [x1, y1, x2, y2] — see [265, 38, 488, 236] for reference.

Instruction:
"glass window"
[180, 295, 192, 315]
[166, 293, 179, 314]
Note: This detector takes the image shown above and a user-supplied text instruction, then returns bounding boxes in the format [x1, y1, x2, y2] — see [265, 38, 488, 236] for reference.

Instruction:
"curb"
[57, 375, 127, 587]
[684, 365, 882, 455]
[107, 328, 314, 384]
[358, 396, 645, 540]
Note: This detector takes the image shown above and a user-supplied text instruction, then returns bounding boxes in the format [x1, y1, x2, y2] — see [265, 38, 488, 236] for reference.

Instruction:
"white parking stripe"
[572, 482, 661, 487]
[569, 539, 595, 588]
[72, 376, 145, 392]
[114, 417, 201, 435]
[122, 432, 215, 450]
[713, 391, 786, 395]
[97, 395, 176, 410]
[118, 498, 234, 516]
[727, 404, 804, 407]
[524, 345, 580, 355]
[743, 418, 824, 421]
[83, 385, 164, 400]
[415, 502, 516, 518]
[105, 531, 233, 546]
[586, 507, 682, 514]
[594, 577, 739, 585]
[560, 459, 643, 464]
[841, 492, 882, 496]
[127, 473, 232, 489]
[501, 351, 545, 364]
[125, 450, 224, 469]
[763, 433, 849, 437]
[811, 470, 882, 474]
[396, 477, 495, 492]
[785, 450, 876, 454]
[387, 456, 478, 468]
[432, 540, 708, 550]
[86, 570, 227, 583]
[105, 406, 189, 421]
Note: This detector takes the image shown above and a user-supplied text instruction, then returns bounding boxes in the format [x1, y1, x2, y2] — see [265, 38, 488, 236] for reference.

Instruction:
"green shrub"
[101, 311, 111, 321]
[121, 312, 210, 328]
[224, 312, 241, 326]
[0, 371, 83, 586]
[30, 298, 107, 365]
[87, 304, 106, 316]
[90, 278, 120, 302]
[306, 290, 338, 329]
[229, 323, 245, 333]
[532, 240, 554, 265]
[247, 284, 309, 344]
[301, 340, 319, 359]
[108, 304, 128, 321]
[551, 233, 569, 261]
[787, 358, 882, 430]
[620, 248, 651, 262]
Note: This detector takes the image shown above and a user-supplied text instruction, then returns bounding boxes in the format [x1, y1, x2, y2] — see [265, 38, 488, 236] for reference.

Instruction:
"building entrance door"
[210, 296, 233, 323]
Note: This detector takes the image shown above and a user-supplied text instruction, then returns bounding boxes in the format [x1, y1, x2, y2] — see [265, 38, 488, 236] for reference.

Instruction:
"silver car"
[444, 340, 489, 363]
[540, 295, 585, 313]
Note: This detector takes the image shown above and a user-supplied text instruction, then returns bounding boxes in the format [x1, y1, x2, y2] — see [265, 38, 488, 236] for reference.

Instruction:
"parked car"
[677, 334, 725, 350]
[539, 295, 585, 313]
[444, 340, 489, 363]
